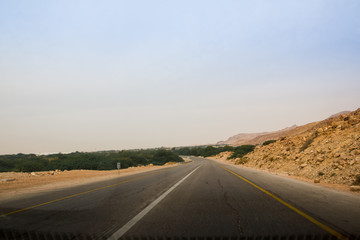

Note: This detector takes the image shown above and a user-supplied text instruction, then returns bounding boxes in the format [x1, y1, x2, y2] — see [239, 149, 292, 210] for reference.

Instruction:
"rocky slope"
[217, 132, 267, 145]
[217, 125, 312, 146]
[328, 111, 351, 119]
[240, 109, 360, 186]
[218, 111, 353, 147]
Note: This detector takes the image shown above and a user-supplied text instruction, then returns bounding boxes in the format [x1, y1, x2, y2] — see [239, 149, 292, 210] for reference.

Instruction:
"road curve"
[0, 157, 359, 239]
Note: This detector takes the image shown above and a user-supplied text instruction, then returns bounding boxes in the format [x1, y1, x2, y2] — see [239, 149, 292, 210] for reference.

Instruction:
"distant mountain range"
[327, 111, 351, 119]
[240, 108, 360, 186]
[217, 111, 351, 146]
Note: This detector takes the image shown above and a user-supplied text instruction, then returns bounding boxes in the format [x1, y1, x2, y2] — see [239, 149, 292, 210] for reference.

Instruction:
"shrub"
[263, 140, 276, 146]
[16, 161, 46, 172]
[229, 145, 255, 159]
[0, 149, 183, 172]
[172, 145, 236, 158]
[202, 146, 218, 157]
[299, 132, 318, 153]
[152, 149, 183, 165]
[318, 171, 325, 176]
[353, 174, 360, 185]
[299, 138, 314, 152]
[222, 145, 234, 152]
[236, 157, 249, 165]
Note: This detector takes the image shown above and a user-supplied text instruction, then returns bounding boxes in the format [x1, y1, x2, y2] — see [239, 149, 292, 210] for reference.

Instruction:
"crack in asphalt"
[217, 179, 244, 236]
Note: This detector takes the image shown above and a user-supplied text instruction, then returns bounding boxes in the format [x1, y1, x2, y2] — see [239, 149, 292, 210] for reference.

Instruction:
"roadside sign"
[117, 162, 121, 175]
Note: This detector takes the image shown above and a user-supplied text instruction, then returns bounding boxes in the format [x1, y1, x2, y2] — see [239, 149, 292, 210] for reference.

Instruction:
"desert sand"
[0, 161, 183, 203]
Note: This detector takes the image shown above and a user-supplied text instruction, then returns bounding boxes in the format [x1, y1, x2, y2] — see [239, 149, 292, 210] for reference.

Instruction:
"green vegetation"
[228, 145, 256, 159]
[263, 140, 276, 146]
[353, 174, 360, 185]
[172, 145, 233, 157]
[318, 171, 325, 176]
[299, 138, 314, 152]
[173, 144, 255, 159]
[0, 149, 183, 172]
[236, 157, 249, 165]
[299, 132, 318, 152]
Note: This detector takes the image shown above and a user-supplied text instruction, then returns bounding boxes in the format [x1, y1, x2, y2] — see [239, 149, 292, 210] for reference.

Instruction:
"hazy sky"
[1, 1, 360, 154]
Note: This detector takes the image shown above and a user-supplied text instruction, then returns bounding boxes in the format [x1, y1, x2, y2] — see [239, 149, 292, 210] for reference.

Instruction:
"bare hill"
[211, 109, 360, 188]
[217, 132, 267, 145]
[219, 111, 354, 146]
[328, 111, 351, 119]
[242, 109, 360, 186]
[218, 124, 307, 146]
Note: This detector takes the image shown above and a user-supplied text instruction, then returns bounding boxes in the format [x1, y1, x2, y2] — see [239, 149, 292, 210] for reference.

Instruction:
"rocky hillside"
[328, 111, 351, 119]
[218, 111, 353, 147]
[217, 132, 267, 145]
[217, 125, 312, 146]
[241, 109, 360, 186]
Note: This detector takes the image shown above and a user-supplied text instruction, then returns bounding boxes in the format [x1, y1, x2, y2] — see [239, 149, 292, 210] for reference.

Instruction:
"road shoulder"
[207, 156, 360, 195]
[0, 163, 181, 203]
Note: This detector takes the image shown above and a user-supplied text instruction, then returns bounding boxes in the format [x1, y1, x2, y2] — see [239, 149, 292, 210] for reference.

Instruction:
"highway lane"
[123, 158, 351, 238]
[218, 160, 360, 237]
[0, 161, 201, 239]
[1, 157, 359, 239]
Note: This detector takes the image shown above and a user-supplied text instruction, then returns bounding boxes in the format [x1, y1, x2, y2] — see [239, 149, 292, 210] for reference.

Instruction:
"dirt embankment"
[211, 109, 360, 192]
[0, 160, 188, 203]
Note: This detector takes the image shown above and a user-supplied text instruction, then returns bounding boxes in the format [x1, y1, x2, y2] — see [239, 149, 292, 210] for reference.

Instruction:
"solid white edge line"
[107, 165, 201, 240]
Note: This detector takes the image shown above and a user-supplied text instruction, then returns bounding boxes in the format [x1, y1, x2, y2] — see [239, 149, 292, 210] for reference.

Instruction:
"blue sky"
[1, 0, 360, 154]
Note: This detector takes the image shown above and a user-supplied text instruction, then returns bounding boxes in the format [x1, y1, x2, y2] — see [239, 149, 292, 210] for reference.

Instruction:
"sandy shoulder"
[207, 156, 360, 195]
[0, 162, 184, 203]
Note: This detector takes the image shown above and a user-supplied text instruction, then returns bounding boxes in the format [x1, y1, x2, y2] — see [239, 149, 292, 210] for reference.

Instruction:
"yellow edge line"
[218, 164, 348, 240]
[0, 170, 164, 218]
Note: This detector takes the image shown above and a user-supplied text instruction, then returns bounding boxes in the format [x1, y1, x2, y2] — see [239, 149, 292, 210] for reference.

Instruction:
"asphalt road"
[1, 157, 359, 239]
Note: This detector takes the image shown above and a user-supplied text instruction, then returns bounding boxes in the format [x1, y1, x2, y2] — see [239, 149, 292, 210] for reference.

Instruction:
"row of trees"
[0, 149, 183, 172]
[172, 145, 255, 159]
[0, 144, 259, 173]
